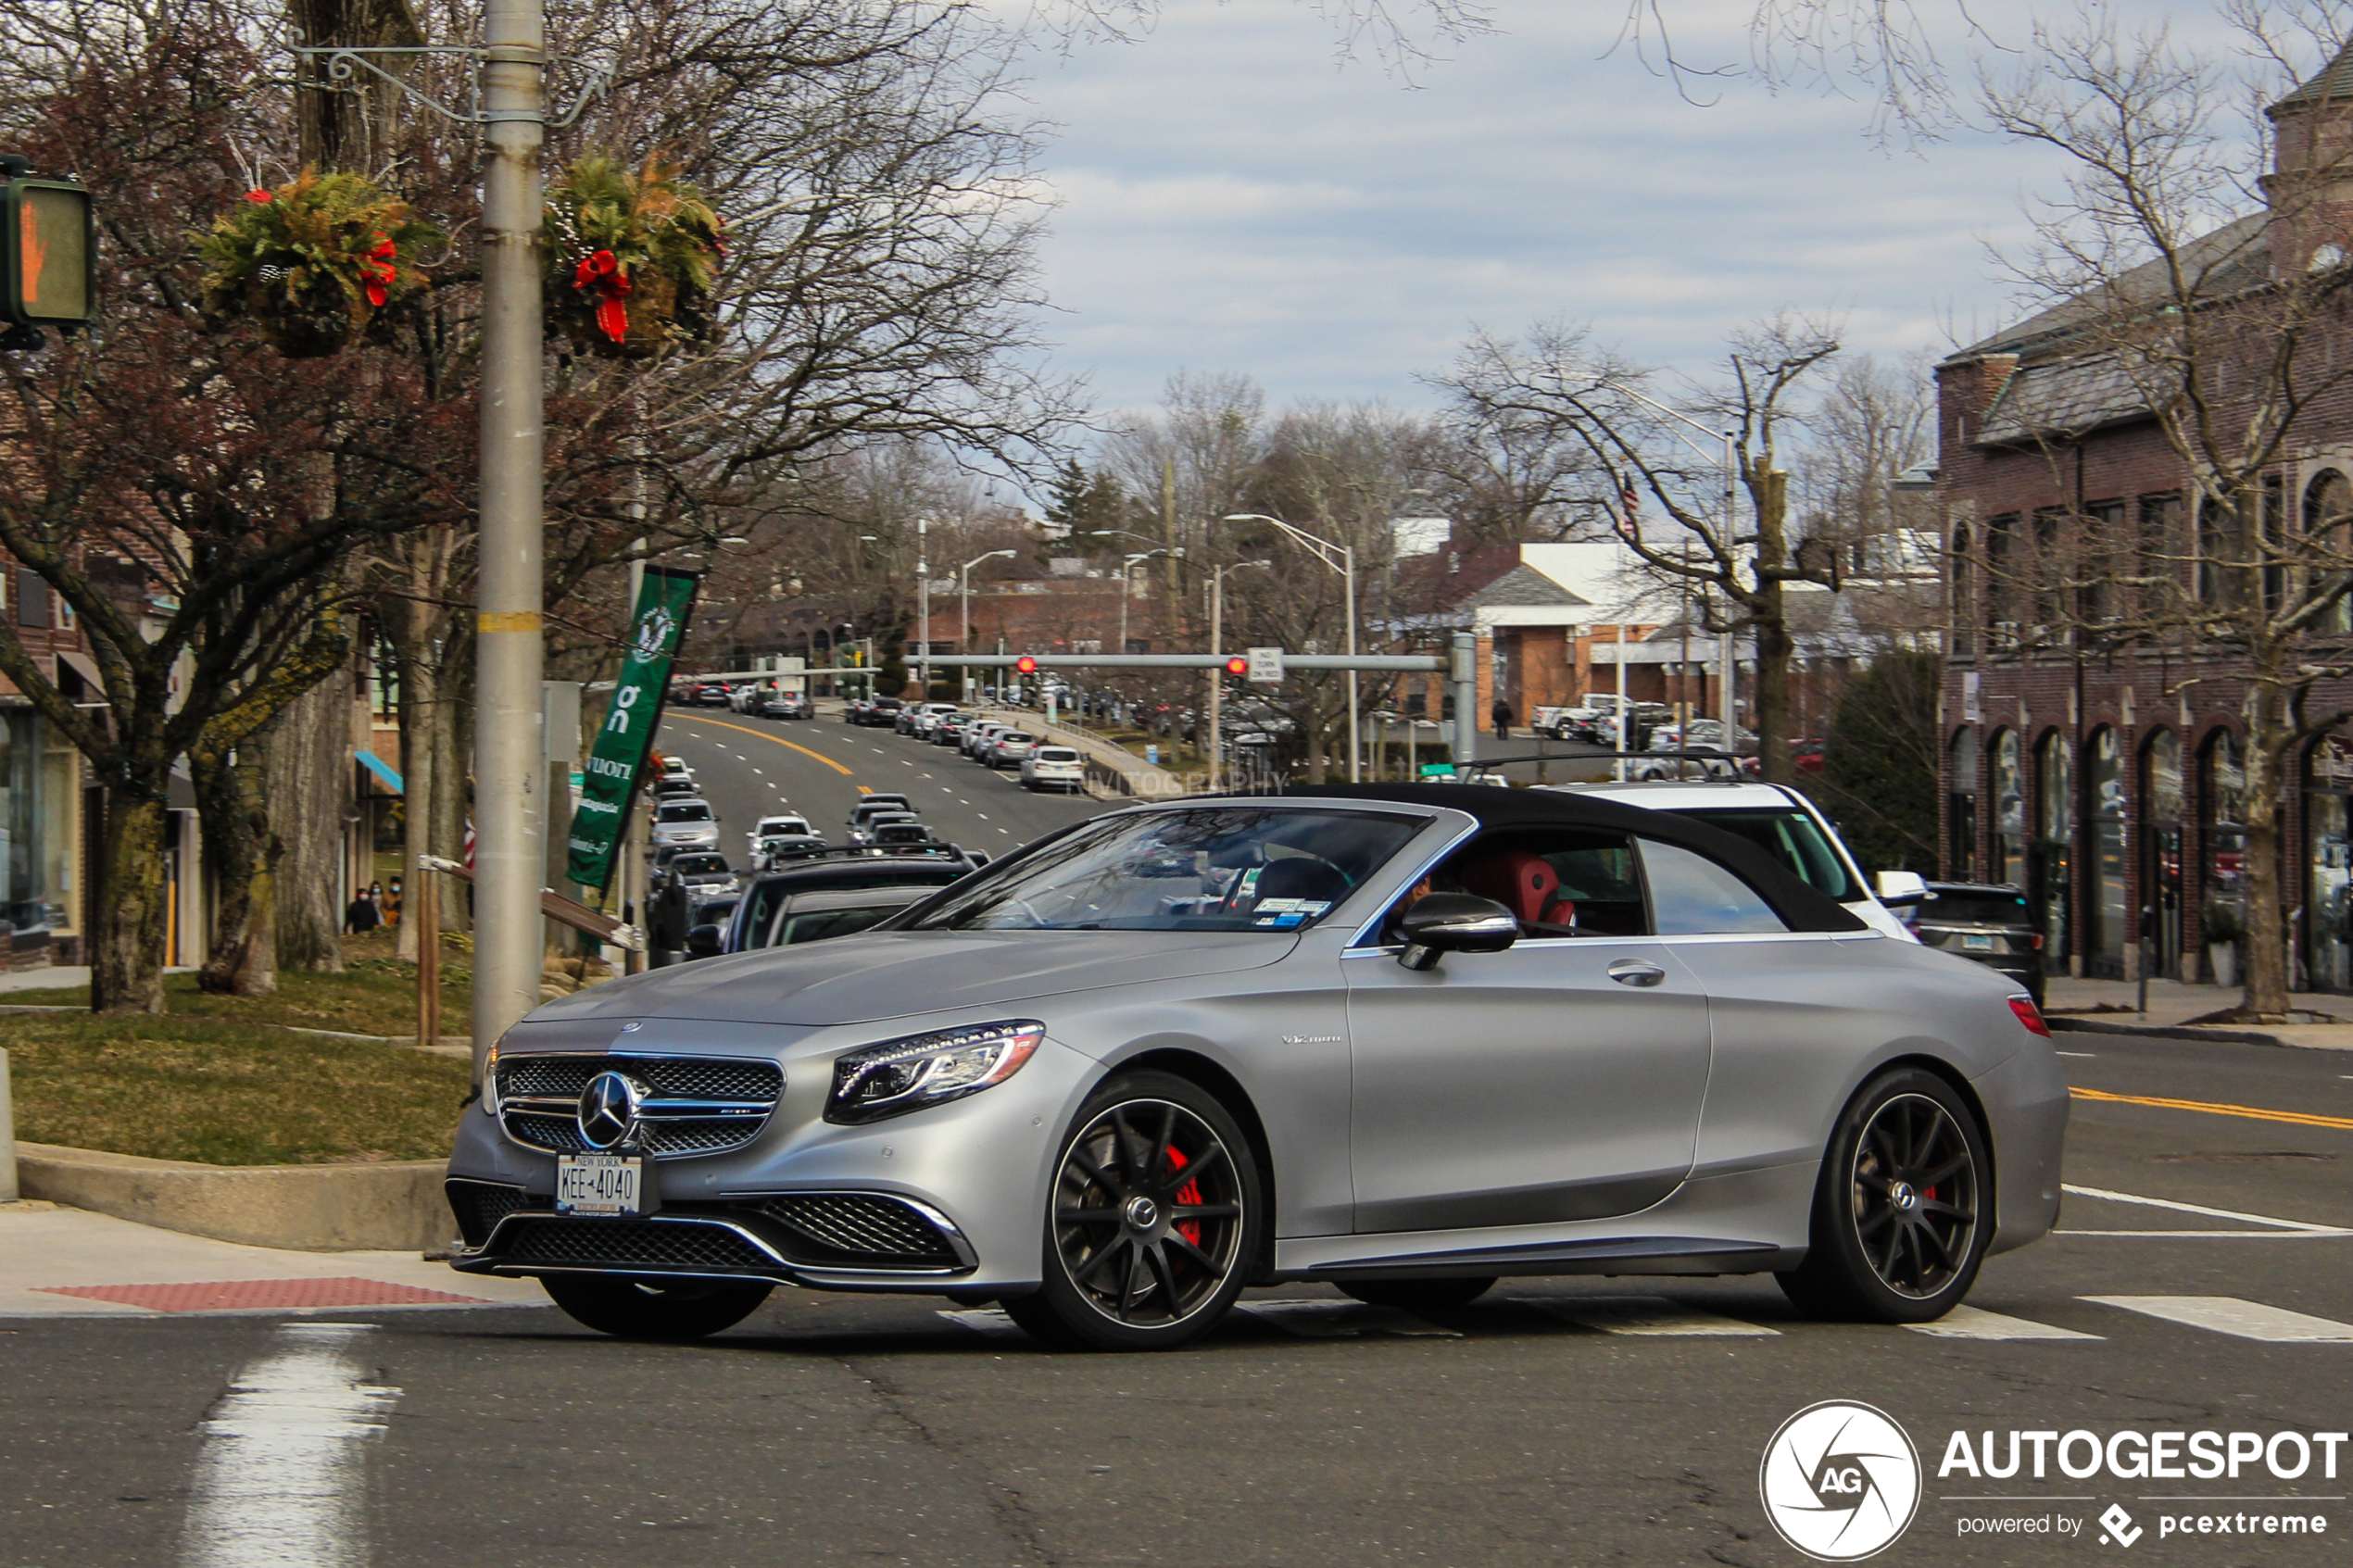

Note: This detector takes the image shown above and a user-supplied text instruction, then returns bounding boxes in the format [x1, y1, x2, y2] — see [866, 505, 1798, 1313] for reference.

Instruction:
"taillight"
[2030, 933, 2045, 950]
[2009, 996, 2051, 1037]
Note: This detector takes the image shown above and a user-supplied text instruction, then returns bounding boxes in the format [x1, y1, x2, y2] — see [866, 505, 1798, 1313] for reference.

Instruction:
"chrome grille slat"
[501, 1217, 774, 1271]
[760, 1195, 959, 1266]
[496, 1054, 783, 1160]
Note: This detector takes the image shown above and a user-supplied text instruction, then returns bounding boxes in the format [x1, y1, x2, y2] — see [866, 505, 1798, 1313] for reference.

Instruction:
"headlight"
[826, 1020, 1046, 1124]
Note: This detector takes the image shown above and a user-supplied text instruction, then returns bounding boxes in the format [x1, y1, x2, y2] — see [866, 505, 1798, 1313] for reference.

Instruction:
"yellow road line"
[667, 712, 855, 777]
[2070, 1085, 2353, 1132]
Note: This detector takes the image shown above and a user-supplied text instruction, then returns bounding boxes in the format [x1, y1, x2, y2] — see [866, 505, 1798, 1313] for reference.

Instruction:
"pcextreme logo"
[1760, 1400, 1924, 1562]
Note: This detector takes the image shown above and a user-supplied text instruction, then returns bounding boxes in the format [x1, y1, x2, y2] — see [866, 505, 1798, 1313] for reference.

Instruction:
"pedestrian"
[344, 891, 381, 935]
[384, 875, 402, 928]
[1491, 696, 1515, 741]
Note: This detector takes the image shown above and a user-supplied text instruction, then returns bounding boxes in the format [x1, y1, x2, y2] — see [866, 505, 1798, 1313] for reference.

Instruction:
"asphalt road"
[7, 741, 2353, 1564]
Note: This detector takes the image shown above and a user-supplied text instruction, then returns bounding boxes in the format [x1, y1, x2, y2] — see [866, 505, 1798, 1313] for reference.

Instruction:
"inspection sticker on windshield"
[557, 1155, 642, 1216]
[1253, 899, 1329, 914]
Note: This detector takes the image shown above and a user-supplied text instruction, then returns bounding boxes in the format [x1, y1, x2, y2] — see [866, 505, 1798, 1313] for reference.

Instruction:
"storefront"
[2202, 731, 2247, 984]
[2142, 730, 2185, 981]
[2031, 731, 2072, 969]
[1991, 729, 2026, 890]
[1947, 729, 1980, 881]
[0, 706, 80, 965]
[2306, 734, 2353, 993]
[2084, 726, 2127, 978]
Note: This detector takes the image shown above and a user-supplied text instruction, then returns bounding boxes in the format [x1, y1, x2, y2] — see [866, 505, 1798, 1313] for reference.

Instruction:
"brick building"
[1935, 49, 2353, 990]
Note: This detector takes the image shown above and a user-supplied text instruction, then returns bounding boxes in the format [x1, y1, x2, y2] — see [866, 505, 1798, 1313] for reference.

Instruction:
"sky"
[1000, 0, 2083, 422]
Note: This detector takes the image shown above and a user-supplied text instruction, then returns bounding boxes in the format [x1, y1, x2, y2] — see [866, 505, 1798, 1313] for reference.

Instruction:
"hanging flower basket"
[544, 156, 724, 359]
[197, 171, 440, 358]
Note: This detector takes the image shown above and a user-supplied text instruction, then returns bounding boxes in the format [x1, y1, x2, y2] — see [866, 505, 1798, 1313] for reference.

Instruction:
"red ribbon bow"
[359, 235, 398, 308]
[572, 248, 632, 343]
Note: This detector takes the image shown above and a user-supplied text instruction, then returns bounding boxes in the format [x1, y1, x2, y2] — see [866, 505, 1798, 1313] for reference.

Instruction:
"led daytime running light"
[827, 1020, 1046, 1124]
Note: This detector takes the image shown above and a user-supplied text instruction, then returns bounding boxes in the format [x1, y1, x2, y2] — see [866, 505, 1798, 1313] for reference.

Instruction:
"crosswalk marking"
[1232, 1299, 1461, 1338]
[2082, 1296, 2353, 1342]
[1906, 1305, 2100, 1340]
[1515, 1295, 1779, 1336]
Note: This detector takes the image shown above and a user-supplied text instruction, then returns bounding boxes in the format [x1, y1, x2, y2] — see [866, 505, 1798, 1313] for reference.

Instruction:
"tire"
[1338, 1276, 1496, 1312]
[541, 1275, 773, 1340]
[1778, 1068, 1991, 1323]
[1023, 1071, 1265, 1351]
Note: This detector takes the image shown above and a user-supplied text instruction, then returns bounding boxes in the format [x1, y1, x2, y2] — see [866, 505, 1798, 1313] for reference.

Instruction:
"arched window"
[2142, 731, 2185, 980]
[2084, 728, 2126, 974]
[2307, 470, 2353, 635]
[1990, 729, 2024, 889]
[2202, 731, 2247, 977]
[2308, 734, 2353, 992]
[2032, 732, 2073, 964]
[1948, 728, 1981, 880]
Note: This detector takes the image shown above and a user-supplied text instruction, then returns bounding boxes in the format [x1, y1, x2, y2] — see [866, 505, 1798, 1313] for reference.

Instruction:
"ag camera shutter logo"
[1760, 1400, 1923, 1561]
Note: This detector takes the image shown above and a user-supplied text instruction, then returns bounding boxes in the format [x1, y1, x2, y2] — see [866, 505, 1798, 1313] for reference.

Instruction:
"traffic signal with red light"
[1223, 656, 1249, 676]
[0, 159, 94, 335]
[1013, 656, 1038, 674]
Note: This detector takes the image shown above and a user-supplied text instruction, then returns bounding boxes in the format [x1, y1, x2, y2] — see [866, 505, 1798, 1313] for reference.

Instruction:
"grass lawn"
[4, 1013, 472, 1165]
[4, 929, 472, 1037]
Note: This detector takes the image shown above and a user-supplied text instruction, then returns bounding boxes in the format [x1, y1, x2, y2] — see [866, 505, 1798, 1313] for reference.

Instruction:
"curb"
[15, 1142, 450, 1252]
[2047, 1015, 2293, 1048]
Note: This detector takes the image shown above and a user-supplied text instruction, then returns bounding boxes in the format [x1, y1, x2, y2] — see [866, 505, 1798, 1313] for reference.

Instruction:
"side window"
[1639, 840, 1790, 935]
[1389, 830, 1651, 938]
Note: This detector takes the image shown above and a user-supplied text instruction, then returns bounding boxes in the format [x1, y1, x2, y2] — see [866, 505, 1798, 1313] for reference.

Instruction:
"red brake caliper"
[1165, 1146, 1202, 1246]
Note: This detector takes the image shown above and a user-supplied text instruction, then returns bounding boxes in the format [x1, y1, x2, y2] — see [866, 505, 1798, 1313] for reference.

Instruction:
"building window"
[2138, 493, 2183, 620]
[2142, 730, 2185, 981]
[2305, 470, 2352, 635]
[2031, 508, 2069, 633]
[1949, 522, 1975, 658]
[1985, 514, 2020, 643]
[1991, 728, 2025, 890]
[1948, 728, 1980, 881]
[2263, 473, 2287, 612]
[2084, 726, 2126, 974]
[14, 568, 47, 630]
[0, 709, 70, 935]
[2083, 502, 2124, 624]
[2307, 734, 2353, 993]
[2032, 731, 2073, 965]
[2202, 730, 2247, 977]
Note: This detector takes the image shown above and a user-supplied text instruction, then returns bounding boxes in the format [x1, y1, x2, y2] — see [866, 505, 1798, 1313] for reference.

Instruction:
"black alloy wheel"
[1013, 1072, 1261, 1351]
[1779, 1068, 1990, 1323]
[540, 1275, 773, 1340]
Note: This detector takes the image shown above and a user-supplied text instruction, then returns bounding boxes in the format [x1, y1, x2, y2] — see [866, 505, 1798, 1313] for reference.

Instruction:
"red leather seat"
[1458, 849, 1566, 926]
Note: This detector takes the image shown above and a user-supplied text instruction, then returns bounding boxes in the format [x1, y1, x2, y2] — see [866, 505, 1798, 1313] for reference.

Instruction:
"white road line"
[1232, 1299, 1460, 1338]
[2056, 1051, 2097, 1058]
[2082, 1296, 2353, 1342]
[179, 1323, 398, 1568]
[1515, 1295, 1779, 1336]
[2061, 1183, 2347, 1233]
[1905, 1305, 2100, 1340]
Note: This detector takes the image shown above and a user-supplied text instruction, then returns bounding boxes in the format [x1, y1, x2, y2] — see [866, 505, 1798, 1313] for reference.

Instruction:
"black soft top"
[1250, 784, 1869, 935]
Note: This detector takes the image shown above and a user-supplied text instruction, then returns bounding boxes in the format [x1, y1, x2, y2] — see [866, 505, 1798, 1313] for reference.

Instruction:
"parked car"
[661, 851, 736, 896]
[842, 699, 870, 724]
[760, 690, 814, 721]
[1904, 882, 2043, 1006]
[900, 701, 959, 736]
[963, 721, 1011, 759]
[654, 753, 694, 787]
[452, 784, 2066, 1349]
[1742, 739, 1826, 777]
[849, 811, 922, 847]
[1536, 696, 1669, 744]
[866, 822, 941, 853]
[650, 797, 720, 851]
[932, 713, 969, 746]
[985, 730, 1039, 768]
[1020, 746, 1087, 793]
[1554, 779, 1917, 941]
[747, 814, 815, 855]
[651, 775, 701, 800]
[852, 697, 906, 728]
[1647, 719, 1757, 757]
[689, 683, 733, 707]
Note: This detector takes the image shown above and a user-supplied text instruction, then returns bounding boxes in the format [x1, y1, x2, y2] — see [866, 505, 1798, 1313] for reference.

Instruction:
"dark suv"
[692, 848, 984, 956]
[1907, 882, 2042, 1005]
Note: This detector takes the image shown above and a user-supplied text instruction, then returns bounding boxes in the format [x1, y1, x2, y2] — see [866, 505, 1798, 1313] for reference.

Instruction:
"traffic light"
[0, 159, 94, 335]
[1223, 656, 1248, 676]
[1013, 656, 1038, 674]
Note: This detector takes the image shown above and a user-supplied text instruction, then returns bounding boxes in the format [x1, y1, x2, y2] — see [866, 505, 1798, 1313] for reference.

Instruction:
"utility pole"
[1161, 458, 1179, 647]
[916, 516, 930, 702]
[471, 0, 547, 1077]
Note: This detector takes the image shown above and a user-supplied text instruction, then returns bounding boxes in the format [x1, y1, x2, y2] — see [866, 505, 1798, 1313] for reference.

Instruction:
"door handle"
[1606, 959, 1667, 987]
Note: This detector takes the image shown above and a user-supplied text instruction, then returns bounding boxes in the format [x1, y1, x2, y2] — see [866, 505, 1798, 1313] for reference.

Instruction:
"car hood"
[528, 930, 1299, 1028]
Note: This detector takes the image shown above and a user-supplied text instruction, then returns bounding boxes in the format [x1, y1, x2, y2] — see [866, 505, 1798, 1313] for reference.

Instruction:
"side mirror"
[1876, 870, 1932, 909]
[1396, 893, 1520, 972]
[686, 923, 724, 959]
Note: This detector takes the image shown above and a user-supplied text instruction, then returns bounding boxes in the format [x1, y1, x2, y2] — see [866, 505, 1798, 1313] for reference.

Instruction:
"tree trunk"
[267, 674, 351, 971]
[1752, 583, 1796, 784]
[396, 623, 434, 962]
[89, 791, 170, 1015]
[2241, 676, 2292, 1016]
[191, 738, 278, 996]
[432, 631, 472, 932]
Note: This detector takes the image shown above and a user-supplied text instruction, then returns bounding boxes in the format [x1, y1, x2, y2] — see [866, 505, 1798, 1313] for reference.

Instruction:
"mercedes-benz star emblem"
[577, 1072, 643, 1150]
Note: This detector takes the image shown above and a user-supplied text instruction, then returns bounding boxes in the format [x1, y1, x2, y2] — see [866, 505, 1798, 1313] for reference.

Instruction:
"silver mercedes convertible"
[447, 785, 2069, 1350]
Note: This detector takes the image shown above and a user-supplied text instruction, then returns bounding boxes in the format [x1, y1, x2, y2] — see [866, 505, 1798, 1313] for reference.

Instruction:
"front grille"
[758, 1194, 961, 1268]
[496, 1054, 783, 1160]
[500, 1217, 775, 1272]
[447, 1181, 537, 1248]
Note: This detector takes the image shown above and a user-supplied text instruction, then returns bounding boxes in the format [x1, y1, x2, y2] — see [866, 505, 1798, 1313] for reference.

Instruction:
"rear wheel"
[541, 1275, 773, 1340]
[1778, 1069, 1989, 1323]
[1022, 1072, 1263, 1351]
[1338, 1277, 1496, 1312]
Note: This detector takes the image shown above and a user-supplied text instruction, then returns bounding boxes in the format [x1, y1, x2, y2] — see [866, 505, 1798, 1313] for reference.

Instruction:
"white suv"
[1020, 745, 1086, 792]
[1548, 779, 1918, 941]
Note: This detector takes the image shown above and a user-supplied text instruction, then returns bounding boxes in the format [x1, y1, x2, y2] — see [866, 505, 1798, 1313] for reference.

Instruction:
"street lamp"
[960, 549, 1016, 703]
[1204, 558, 1270, 793]
[1222, 513, 1360, 783]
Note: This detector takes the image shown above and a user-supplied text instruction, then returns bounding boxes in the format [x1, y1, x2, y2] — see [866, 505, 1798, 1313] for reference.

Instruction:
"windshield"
[658, 802, 713, 823]
[1669, 807, 1861, 902]
[908, 807, 1423, 933]
[672, 855, 729, 876]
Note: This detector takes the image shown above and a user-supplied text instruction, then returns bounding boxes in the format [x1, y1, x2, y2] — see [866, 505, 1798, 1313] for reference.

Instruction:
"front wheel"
[1022, 1072, 1264, 1351]
[541, 1275, 773, 1340]
[1778, 1068, 1990, 1323]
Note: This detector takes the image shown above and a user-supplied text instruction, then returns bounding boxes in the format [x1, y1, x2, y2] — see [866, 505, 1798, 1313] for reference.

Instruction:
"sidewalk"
[2043, 973, 2353, 1051]
[0, 1199, 547, 1318]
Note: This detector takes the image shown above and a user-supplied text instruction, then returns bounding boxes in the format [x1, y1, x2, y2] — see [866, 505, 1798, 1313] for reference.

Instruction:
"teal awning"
[354, 747, 404, 794]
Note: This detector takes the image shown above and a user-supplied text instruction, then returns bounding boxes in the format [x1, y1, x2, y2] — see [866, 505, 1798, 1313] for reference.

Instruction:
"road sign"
[1245, 646, 1285, 684]
[1418, 763, 1457, 779]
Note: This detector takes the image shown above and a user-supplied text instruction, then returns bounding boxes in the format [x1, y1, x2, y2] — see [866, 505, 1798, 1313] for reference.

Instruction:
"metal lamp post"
[1204, 559, 1270, 793]
[1221, 514, 1358, 782]
[960, 549, 1016, 703]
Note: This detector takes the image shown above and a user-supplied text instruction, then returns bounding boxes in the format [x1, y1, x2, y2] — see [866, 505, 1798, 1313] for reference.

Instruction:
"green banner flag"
[566, 566, 699, 892]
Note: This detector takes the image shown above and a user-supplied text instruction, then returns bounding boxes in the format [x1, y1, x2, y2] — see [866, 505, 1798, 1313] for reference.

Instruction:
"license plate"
[1963, 935, 1995, 951]
[557, 1154, 643, 1215]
